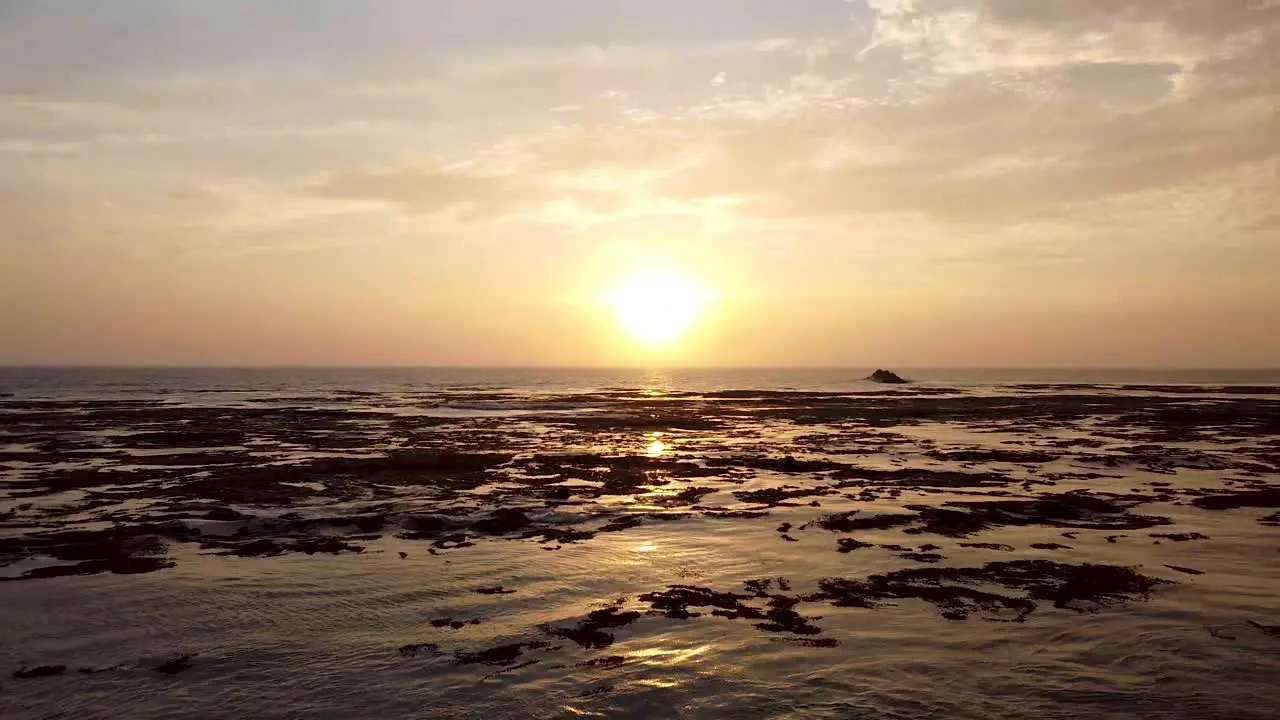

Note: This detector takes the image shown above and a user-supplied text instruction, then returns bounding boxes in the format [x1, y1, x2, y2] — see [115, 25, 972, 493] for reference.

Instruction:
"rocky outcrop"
[868, 369, 909, 384]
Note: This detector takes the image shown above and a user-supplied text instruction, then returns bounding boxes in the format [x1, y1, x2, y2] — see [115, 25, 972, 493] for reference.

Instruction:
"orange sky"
[2, 1, 1277, 367]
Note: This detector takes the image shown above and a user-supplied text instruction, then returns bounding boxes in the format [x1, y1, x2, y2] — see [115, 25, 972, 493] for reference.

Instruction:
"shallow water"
[1, 369, 1278, 719]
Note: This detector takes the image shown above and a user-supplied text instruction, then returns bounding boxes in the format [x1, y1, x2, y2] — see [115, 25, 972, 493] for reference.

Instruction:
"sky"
[1, 0, 1277, 367]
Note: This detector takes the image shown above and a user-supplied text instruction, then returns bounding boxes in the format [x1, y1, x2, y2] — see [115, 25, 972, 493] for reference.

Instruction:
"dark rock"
[223, 539, 285, 557]
[926, 448, 1057, 465]
[701, 510, 769, 519]
[527, 528, 596, 544]
[837, 538, 874, 553]
[455, 641, 549, 666]
[206, 534, 363, 558]
[579, 655, 629, 668]
[1191, 488, 1280, 510]
[1248, 620, 1280, 637]
[775, 637, 839, 648]
[398, 643, 441, 659]
[397, 514, 452, 540]
[930, 493, 1172, 535]
[13, 557, 174, 581]
[548, 607, 642, 649]
[472, 508, 533, 535]
[598, 516, 645, 533]
[637, 584, 825, 636]
[293, 537, 363, 555]
[431, 533, 474, 550]
[430, 618, 481, 629]
[900, 552, 945, 563]
[1150, 532, 1210, 542]
[712, 456, 844, 474]
[544, 487, 573, 501]
[735, 486, 827, 506]
[1208, 626, 1238, 641]
[815, 560, 1168, 620]
[351, 514, 388, 533]
[153, 655, 193, 675]
[13, 665, 66, 679]
[0, 527, 180, 581]
[959, 542, 1015, 552]
[752, 596, 823, 635]
[868, 369, 910, 384]
[639, 585, 756, 620]
[817, 511, 916, 533]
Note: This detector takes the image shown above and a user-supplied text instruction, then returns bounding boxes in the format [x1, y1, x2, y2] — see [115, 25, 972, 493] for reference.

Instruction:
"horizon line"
[3, 364, 1279, 372]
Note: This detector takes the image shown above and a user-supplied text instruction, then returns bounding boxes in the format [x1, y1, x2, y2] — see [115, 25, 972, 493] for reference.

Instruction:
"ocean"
[2, 367, 1278, 719]
[4, 366, 1280, 399]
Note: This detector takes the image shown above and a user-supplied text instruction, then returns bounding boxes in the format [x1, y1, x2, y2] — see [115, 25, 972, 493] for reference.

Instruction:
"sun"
[607, 270, 710, 348]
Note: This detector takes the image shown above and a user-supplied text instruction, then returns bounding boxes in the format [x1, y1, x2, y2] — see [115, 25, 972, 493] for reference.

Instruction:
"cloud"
[574, 0, 1279, 235]
[971, 0, 1277, 38]
[2, 0, 1276, 264]
[311, 167, 527, 217]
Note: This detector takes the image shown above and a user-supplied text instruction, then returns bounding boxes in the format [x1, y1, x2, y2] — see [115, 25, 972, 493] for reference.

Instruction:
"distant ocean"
[3, 366, 1279, 400]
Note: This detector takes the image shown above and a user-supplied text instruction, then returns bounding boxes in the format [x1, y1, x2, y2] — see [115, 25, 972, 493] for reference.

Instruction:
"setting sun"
[607, 271, 710, 348]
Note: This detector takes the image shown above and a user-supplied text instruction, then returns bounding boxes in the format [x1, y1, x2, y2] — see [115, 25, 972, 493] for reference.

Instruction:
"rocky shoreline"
[2, 384, 1278, 677]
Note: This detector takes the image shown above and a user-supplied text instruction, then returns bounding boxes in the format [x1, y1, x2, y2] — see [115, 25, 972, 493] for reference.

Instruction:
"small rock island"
[868, 369, 910, 384]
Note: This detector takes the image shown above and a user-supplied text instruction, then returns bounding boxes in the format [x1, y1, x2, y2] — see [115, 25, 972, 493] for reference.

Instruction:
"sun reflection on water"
[629, 644, 714, 666]
[644, 432, 669, 457]
[634, 678, 682, 689]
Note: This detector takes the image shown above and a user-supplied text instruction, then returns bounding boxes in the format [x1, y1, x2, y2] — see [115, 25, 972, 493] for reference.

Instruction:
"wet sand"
[2, 380, 1279, 718]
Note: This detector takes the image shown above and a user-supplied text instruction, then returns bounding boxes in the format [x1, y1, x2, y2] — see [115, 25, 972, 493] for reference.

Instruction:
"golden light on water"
[634, 679, 682, 689]
[607, 270, 710, 348]
[630, 645, 715, 666]
[645, 432, 669, 458]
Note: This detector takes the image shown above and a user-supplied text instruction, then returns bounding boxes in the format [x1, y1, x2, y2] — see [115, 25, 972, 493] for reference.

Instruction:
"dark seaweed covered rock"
[455, 641, 549, 666]
[153, 655, 193, 675]
[815, 492, 1174, 539]
[13, 665, 66, 679]
[471, 508, 533, 535]
[815, 560, 1168, 621]
[547, 606, 642, 649]
[1191, 488, 1280, 510]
